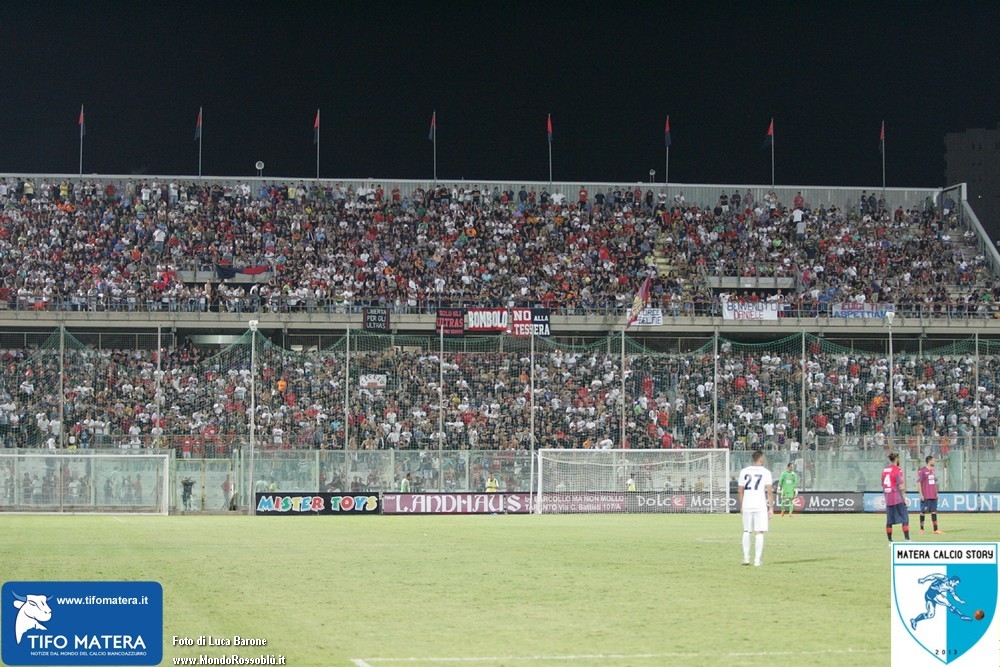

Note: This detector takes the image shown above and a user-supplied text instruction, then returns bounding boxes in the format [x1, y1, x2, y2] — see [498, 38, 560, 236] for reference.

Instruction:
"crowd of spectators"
[1, 335, 997, 456]
[0, 177, 994, 318]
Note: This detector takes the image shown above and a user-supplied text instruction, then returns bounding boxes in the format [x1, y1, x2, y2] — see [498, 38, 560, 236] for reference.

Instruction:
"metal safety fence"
[2, 327, 1000, 492]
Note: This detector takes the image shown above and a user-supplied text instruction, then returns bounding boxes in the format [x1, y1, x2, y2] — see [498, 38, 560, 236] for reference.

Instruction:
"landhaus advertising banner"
[721, 301, 782, 320]
[381, 493, 533, 514]
[832, 302, 895, 319]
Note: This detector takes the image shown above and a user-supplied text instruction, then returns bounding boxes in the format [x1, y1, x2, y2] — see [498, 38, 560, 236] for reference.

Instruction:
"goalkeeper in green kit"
[776, 462, 798, 517]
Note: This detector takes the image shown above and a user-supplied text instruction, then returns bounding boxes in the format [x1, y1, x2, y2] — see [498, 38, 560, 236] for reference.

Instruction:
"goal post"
[535, 449, 731, 514]
[0, 452, 170, 515]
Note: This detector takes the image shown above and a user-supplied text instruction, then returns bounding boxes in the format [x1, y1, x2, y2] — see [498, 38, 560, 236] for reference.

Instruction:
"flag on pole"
[313, 109, 320, 145]
[78, 105, 86, 137]
[664, 116, 671, 147]
[879, 121, 885, 155]
[547, 114, 553, 143]
[428, 111, 436, 141]
[626, 273, 654, 327]
[763, 118, 773, 147]
[195, 108, 202, 140]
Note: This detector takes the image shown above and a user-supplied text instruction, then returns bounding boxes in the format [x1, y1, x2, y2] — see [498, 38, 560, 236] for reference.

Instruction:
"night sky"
[2, 2, 997, 187]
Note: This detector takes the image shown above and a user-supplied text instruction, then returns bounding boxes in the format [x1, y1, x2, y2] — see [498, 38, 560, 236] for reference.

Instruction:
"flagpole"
[770, 130, 775, 188]
[198, 107, 203, 178]
[78, 105, 84, 176]
[548, 140, 552, 188]
[545, 113, 555, 188]
[620, 325, 626, 449]
[316, 108, 320, 180]
[664, 116, 671, 186]
[881, 120, 886, 194]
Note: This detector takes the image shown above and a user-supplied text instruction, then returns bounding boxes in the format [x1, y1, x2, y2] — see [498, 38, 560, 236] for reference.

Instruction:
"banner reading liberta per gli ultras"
[891, 543, 998, 666]
[1, 581, 162, 665]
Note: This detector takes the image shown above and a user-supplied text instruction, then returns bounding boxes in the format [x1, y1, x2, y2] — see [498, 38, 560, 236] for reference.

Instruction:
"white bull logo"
[12, 592, 52, 644]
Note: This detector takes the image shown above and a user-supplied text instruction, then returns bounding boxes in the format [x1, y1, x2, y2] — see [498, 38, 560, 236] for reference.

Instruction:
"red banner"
[511, 308, 533, 336]
[465, 308, 509, 332]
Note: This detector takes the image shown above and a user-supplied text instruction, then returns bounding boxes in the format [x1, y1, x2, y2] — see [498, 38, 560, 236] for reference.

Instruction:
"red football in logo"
[792, 495, 806, 510]
[671, 495, 687, 509]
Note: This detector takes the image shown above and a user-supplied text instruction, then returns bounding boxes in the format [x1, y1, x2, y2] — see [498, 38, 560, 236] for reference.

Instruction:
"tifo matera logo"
[11, 592, 52, 644]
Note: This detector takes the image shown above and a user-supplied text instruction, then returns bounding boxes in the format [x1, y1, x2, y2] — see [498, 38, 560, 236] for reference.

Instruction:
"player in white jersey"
[738, 449, 775, 566]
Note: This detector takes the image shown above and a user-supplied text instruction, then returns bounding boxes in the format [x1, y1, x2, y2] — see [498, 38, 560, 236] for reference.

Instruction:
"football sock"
[932, 514, 938, 531]
[742, 532, 751, 562]
[886, 526, 893, 542]
[919, 514, 925, 530]
[902, 525, 910, 540]
[755, 534, 764, 563]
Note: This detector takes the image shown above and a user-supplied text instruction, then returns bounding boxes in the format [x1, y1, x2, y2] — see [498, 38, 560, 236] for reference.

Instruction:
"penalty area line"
[356, 647, 883, 663]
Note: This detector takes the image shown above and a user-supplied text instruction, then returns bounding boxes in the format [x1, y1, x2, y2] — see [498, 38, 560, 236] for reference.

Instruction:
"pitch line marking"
[357, 647, 883, 663]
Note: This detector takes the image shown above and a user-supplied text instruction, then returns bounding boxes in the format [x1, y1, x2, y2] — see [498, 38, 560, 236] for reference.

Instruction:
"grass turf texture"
[1, 514, 993, 666]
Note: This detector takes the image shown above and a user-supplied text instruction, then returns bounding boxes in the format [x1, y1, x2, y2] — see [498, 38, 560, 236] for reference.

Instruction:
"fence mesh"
[2, 327, 1000, 488]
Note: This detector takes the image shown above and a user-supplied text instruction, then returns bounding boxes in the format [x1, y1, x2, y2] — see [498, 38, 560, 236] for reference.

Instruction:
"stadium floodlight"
[248, 320, 259, 331]
[649, 169, 656, 183]
[885, 310, 895, 325]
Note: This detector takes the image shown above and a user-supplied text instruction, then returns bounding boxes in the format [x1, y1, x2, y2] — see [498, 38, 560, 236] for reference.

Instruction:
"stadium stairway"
[653, 246, 672, 275]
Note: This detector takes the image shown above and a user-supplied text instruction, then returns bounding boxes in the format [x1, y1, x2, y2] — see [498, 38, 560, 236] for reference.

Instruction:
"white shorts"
[742, 509, 769, 533]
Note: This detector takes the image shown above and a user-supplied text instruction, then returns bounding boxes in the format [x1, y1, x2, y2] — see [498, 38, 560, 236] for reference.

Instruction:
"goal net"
[0, 452, 170, 515]
[536, 449, 730, 514]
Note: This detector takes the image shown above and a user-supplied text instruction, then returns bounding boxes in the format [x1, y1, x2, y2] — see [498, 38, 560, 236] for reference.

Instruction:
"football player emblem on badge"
[891, 543, 999, 666]
[909, 575, 974, 630]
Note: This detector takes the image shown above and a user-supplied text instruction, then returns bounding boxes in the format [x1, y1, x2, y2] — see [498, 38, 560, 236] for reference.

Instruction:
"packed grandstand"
[0, 177, 992, 317]
[0, 176, 998, 477]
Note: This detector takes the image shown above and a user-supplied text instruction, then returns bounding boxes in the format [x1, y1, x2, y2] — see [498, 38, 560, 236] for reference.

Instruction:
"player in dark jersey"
[917, 455, 941, 534]
[881, 452, 910, 542]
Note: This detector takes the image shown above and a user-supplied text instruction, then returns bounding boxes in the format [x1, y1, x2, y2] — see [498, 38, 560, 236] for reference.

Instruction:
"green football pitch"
[1, 513, 994, 666]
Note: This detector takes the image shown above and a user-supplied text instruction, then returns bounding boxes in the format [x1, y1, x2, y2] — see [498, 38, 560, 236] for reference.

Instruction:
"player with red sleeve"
[882, 451, 910, 542]
[917, 455, 942, 535]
